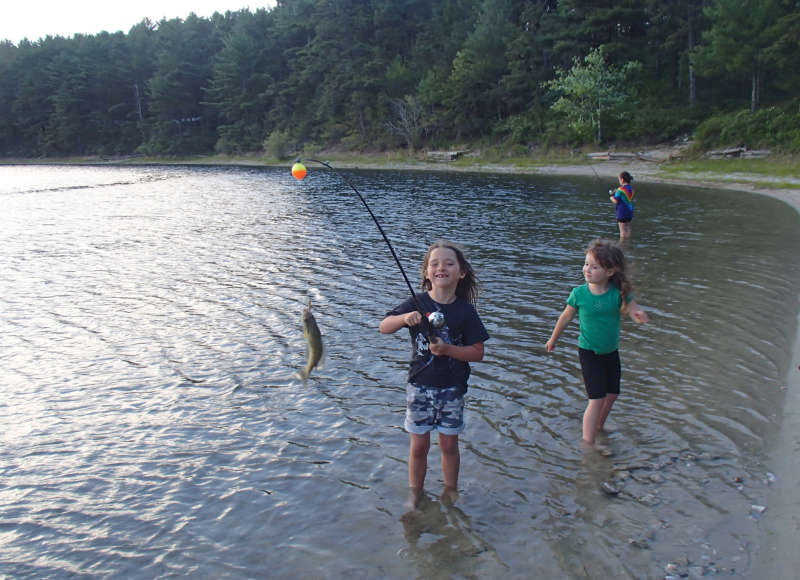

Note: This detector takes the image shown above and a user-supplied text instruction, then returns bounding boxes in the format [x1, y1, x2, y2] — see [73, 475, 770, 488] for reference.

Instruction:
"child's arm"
[429, 338, 484, 362]
[626, 300, 649, 323]
[379, 311, 422, 334]
[545, 305, 577, 352]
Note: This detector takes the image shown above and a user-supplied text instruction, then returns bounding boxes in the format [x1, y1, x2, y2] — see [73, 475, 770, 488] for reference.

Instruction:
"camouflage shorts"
[404, 383, 465, 435]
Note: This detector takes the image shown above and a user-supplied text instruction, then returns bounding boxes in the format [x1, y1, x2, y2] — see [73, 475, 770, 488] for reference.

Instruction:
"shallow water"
[1, 164, 798, 578]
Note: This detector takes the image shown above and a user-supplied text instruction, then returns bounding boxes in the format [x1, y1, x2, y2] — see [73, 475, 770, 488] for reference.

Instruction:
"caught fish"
[300, 298, 323, 379]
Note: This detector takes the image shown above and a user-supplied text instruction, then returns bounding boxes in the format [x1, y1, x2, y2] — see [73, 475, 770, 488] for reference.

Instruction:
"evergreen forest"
[1, 0, 799, 159]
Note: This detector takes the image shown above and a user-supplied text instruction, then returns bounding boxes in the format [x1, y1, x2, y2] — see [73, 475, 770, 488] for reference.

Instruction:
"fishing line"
[589, 162, 607, 190]
[589, 162, 616, 200]
[296, 158, 439, 333]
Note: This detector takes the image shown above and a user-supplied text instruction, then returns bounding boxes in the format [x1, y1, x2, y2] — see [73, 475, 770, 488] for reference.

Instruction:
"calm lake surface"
[1, 164, 798, 579]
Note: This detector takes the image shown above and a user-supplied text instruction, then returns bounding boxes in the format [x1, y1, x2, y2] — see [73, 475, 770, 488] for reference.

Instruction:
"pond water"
[1, 164, 798, 579]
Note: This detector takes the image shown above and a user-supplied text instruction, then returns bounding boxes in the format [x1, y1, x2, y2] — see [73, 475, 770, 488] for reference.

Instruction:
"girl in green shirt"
[546, 239, 649, 446]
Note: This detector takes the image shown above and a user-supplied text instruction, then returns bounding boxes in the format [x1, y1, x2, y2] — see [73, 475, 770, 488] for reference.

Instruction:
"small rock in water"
[628, 537, 650, 549]
[664, 562, 680, 574]
[688, 565, 706, 578]
[637, 493, 661, 506]
[600, 481, 620, 495]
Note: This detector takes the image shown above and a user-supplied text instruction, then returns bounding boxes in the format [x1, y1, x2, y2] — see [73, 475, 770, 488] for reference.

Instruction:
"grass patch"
[660, 155, 800, 179]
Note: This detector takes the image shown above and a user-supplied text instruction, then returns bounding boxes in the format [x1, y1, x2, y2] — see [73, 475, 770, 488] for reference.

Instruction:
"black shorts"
[578, 348, 621, 399]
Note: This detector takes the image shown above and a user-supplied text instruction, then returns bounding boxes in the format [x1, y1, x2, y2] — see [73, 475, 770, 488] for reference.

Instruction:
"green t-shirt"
[566, 283, 625, 355]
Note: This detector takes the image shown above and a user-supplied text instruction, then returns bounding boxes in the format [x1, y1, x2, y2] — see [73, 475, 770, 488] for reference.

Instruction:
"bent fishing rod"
[292, 159, 444, 333]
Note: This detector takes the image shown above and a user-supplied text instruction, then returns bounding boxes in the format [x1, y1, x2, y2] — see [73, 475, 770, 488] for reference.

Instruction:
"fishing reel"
[427, 311, 445, 329]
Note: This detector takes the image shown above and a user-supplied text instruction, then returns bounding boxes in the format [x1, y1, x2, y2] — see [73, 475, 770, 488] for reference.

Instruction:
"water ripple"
[0, 165, 798, 578]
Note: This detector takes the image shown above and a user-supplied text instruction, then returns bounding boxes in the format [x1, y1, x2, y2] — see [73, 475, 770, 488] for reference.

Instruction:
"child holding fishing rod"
[545, 239, 648, 447]
[380, 241, 489, 505]
[610, 171, 635, 239]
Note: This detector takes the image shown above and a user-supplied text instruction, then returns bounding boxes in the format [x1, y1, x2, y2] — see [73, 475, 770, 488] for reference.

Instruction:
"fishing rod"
[291, 159, 444, 332]
[589, 163, 616, 197]
[588, 163, 605, 190]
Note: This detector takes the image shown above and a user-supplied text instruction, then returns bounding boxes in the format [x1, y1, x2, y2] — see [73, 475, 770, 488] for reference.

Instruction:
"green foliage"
[544, 47, 642, 144]
[693, 103, 800, 153]
[494, 111, 543, 144]
[263, 129, 293, 160]
[0, 0, 799, 157]
[692, 0, 797, 110]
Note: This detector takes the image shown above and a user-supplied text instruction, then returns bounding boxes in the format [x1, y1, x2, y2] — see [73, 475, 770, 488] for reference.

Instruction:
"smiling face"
[583, 250, 615, 287]
[425, 246, 465, 293]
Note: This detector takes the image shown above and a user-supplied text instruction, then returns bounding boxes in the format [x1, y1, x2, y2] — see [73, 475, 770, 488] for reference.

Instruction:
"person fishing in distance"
[610, 171, 635, 240]
[380, 241, 489, 507]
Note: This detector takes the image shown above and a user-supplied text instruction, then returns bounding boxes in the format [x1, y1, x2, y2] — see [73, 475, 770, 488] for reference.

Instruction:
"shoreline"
[3, 152, 800, 216]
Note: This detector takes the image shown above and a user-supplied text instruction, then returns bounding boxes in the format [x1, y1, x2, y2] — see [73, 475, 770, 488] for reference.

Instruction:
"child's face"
[583, 252, 614, 285]
[426, 247, 465, 291]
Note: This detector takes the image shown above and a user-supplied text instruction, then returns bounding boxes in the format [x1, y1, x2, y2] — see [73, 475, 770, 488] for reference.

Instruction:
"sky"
[2, 1, 277, 44]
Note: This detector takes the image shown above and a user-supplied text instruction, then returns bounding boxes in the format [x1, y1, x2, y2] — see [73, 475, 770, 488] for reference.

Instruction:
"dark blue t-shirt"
[387, 292, 489, 389]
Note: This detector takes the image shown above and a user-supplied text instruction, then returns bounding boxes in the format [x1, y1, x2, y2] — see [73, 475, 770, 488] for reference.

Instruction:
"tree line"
[1, 0, 799, 159]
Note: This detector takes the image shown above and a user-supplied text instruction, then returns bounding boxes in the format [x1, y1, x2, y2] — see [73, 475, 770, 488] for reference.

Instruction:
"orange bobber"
[291, 162, 307, 180]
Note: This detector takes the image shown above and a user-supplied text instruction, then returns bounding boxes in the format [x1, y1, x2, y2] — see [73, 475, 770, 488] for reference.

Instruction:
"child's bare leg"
[618, 221, 632, 239]
[583, 398, 606, 444]
[438, 433, 460, 489]
[596, 394, 618, 434]
[409, 433, 431, 490]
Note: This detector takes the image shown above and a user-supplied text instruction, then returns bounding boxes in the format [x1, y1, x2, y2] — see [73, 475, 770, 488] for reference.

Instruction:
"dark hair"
[420, 240, 479, 305]
[619, 171, 633, 183]
[586, 239, 633, 307]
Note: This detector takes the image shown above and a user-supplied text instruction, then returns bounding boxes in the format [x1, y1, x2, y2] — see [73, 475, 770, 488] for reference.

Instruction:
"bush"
[263, 130, 292, 160]
[494, 112, 543, 144]
[627, 105, 704, 144]
[693, 102, 800, 153]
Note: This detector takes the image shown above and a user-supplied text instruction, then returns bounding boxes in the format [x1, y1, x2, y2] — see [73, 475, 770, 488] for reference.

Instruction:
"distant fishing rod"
[588, 163, 606, 191]
[291, 159, 444, 332]
[589, 163, 616, 196]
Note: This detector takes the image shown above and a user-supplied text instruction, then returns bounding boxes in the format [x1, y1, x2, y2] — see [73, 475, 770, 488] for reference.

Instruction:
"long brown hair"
[586, 239, 633, 308]
[420, 240, 479, 305]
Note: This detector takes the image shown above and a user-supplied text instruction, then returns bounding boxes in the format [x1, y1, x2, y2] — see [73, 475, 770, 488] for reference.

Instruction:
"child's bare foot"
[404, 487, 424, 511]
[440, 486, 459, 506]
[593, 443, 613, 457]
